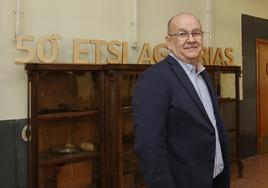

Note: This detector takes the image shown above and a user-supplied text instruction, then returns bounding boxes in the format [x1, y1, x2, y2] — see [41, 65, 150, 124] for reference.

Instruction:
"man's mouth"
[184, 46, 198, 50]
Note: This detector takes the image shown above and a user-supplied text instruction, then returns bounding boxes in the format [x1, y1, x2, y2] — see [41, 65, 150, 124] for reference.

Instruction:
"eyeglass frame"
[168, 30, 204, 40]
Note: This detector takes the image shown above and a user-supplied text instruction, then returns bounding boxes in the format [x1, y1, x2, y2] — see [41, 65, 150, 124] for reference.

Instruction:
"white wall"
[0, 0, 28, 120]
[1, 0, 268, 120]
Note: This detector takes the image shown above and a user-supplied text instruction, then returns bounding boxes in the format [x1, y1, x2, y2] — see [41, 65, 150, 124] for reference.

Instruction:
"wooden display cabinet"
[26, 63, 149, 188]
[26, 63, 106, 188]
[205, 65, 243, 177]
[103, 64, 243, 186]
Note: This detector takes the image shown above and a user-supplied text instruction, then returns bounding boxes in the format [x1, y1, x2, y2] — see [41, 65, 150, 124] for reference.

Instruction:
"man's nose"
[187, 34, 197, 42]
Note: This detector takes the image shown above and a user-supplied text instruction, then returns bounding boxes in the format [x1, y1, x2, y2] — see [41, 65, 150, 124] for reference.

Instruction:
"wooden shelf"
[123, 135, 135, 144]
[39, 150, 99, 166]
[227, 128, 237, 132]
[218, 97, 237, 102]
[37, 110, 99, 120]
[121, 106, 132, 113]
[123, 158, 140, 174]
[123, 149, 135, 156]
[123, 165, 140, 174]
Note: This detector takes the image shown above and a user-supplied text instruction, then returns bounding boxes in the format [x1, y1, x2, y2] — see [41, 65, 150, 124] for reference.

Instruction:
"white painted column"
[130, 0, 139, 48]
[203, 0, 214, 48]
[15, 0, 24, 38]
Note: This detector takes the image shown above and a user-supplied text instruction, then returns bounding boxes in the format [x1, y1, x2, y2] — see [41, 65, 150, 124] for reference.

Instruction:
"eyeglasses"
[168, 30, 204, 40]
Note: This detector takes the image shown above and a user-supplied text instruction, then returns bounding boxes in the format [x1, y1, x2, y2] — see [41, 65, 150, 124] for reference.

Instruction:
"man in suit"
[132, 13, 230, 188]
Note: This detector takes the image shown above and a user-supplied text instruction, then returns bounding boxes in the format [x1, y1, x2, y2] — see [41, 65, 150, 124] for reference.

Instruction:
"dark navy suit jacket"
[132, 55, 230, 188]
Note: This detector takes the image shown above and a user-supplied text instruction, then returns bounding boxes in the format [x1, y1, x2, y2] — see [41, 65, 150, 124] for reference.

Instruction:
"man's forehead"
[172, 15, 201, 30]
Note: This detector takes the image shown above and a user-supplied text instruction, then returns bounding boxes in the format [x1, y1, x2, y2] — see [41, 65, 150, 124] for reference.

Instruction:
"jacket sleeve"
[132, 68, 176, 188]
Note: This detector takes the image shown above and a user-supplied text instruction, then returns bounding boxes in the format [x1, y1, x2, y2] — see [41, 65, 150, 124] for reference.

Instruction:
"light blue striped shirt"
[171, 54, 224, 178]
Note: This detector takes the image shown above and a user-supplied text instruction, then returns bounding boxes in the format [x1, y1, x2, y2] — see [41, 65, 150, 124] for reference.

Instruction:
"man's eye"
[193, 32, 201, 37]
[178, 33, 187, 37]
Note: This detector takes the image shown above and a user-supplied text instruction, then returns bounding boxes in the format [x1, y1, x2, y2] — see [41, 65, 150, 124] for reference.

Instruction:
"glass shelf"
[37, 109, 99, 120]
[39, 150, 99, 166]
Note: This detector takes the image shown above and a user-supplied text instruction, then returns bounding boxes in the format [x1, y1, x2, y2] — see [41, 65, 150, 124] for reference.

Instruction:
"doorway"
[256, 39, 268, 154]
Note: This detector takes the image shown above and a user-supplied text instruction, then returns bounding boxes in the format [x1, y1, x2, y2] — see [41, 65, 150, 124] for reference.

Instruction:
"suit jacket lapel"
[166, 56, 210, 120]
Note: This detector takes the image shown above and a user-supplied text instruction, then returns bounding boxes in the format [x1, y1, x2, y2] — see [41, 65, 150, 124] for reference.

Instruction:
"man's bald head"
[167, 13, 202, 35]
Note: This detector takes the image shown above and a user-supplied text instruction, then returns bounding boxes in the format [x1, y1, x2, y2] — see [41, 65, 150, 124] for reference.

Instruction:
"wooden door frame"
[256, 38, 268, 154]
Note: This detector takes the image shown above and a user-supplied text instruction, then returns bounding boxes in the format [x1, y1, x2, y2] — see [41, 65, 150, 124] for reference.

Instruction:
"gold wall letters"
[16, 35, 234, 66]
[201, 47, 234, 65]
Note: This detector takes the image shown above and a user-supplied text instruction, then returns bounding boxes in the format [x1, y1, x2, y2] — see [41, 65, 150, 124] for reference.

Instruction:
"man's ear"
[165, 35, 172, 50]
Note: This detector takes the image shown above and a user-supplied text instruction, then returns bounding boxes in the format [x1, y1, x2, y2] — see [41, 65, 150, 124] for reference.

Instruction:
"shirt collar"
[169, 53, 205, 75]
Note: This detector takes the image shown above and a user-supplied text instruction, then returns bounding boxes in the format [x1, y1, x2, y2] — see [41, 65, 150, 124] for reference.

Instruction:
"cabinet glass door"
[35, 70, 100, 188]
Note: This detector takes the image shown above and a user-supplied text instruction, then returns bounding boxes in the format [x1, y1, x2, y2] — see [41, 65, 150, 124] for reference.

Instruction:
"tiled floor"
[231, 153, 268, 188]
